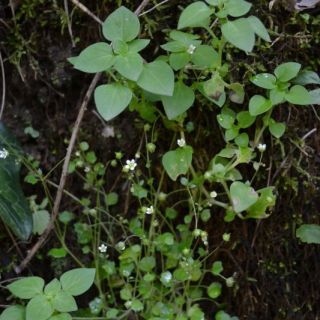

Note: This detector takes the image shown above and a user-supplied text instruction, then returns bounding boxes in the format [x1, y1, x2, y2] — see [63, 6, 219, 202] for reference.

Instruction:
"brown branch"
[135, 0, 151, 15]
[15, 73, 101, 274]
[70, 0, 103, 25]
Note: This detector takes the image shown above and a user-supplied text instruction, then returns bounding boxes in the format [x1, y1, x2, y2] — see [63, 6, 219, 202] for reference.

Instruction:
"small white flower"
[210, 191, 217, 198]
[98, 244, 108, 253]
[187, 44, 196, 55]
[0, 148, 9, 159]
[161, 271, 172, 284]
[146, 206, 154, 215]
[177, 138, 186, 147]
[257, 143, 266, 152]
[124, 159, 137, 171]
[84, 166, 90, 173]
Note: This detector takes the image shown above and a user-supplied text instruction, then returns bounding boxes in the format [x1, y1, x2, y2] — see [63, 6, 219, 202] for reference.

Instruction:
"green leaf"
[0, 122, 33, 240]
[224, 0, 252, 17]
[249, 95, 272, 116]
[48, 247, 67, 258]
[215, 311, 232, 320]
[69, 43, 115, 73]
[235, 133, 249, 147]
[7, 277, 44, 299]
[178, 2, 212, 29]
[106, 192, 119, 206]
[139, 256, 156, 272]
[191, 45, 219, 68]
[170, 30, 201, 46]
[49, 314, 72, 320]
[269, 88, 286, 105]
[131, 299, 144, 312]
[94, 84, 133, 121]
[247, 16, 271, 42]
[217, 109, 235, 129]
[102, 6, 140, 42]
[52, 291, 78, 312]
[296, 224, 320, 244]
[211, 261, 223, 275]
[237, 111, 255, 128]
[32, 210, 50, 235]
[161, 82, 195, 119]
[221, 18, 255, 52]
[310, 88, 320, 104]
[162, 41, 187, 53]
[274, 62, 301, 82]
[230, 181, 258, 213]
[285, 85, 313, 105]
[44, 279, 61, 296]
[251, 73, 277, 89]
[246, 187, 276, 219]
[269, 121, 285, 138]
[114, 52, 143, 81]
[0, 306, 25, 320]
[169, 52, 190, 70]
[26, 295, 53, 320]
[162, 146, 193, 181]
[137, 61, 174, 96]
[207, 282, 222, 299]
[128, 39, 150, 53]
[293, 70, 320, 85]
[60, 268, 96, 296]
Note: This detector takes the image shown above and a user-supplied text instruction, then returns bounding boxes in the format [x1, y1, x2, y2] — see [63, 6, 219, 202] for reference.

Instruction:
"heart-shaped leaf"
[161, 82, 195, 119]
[249, 95, 273, 116]
[285, 85, 313, 105]
[103, 6, 140, 42]
[221, 18, 255, 52]
[114, 52, 143, 81]
[137, 61, 174, 96]
[274, 62, 301, 82]
[94, 84, 133, 121]
[251, 73, 277, 89]
[69, 43, 115, 73]
[230, 181, 258, 213]
[162, 146, 193, 181]
[178, 2, 212, 29]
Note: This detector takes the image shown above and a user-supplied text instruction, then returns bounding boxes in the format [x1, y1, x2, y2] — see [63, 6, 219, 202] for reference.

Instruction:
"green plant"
[0, 268, 96, 320]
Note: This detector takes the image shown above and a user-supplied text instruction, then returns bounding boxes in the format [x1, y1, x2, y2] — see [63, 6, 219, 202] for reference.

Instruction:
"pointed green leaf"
[162, 146, 193, 181]
[114, 52, 143, 81]
[225, 0, 252, 17]
[191, 45, 219, 68]
[249, 95, 273, 116]
[296, 224, 320, 244]
[49, 314, 72, 320]
[274, 62, 301, 82]
[60, 268, 96, 296]
[128, 39, 150, 52]
[178, 2, 212, 29]
[52, 291, 78, 312]
[137, 61, 174, 96]
[230, 181, 258, 213]
[285, 85, 313, 105]
[169, 52, 190, 70]
[0, 306, 25, 320]
[251, 73, 276, 89]
[94, 84, 132, 121]
[269, 121, 285, 138]
[221, 18, 255, 52]
[247, 16, 271, 42]
[161, 82, 195, 119]
[103, 6, 140, 42]
[26, 295, 53, 320]
[293, 70, 320, 85]
[237, 111, 255, 128]
[7, 277, 44, 299]
[69, 43, 115, 73]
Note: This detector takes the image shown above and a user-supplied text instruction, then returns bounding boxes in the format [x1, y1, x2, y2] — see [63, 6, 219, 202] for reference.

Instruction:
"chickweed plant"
[1, 1, 319, 319]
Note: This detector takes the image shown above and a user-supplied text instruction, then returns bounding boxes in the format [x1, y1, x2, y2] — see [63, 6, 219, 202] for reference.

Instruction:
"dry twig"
[15, 73, 101, 274]
[70, 0, 103, 25]
[0, 51, 6, 120]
